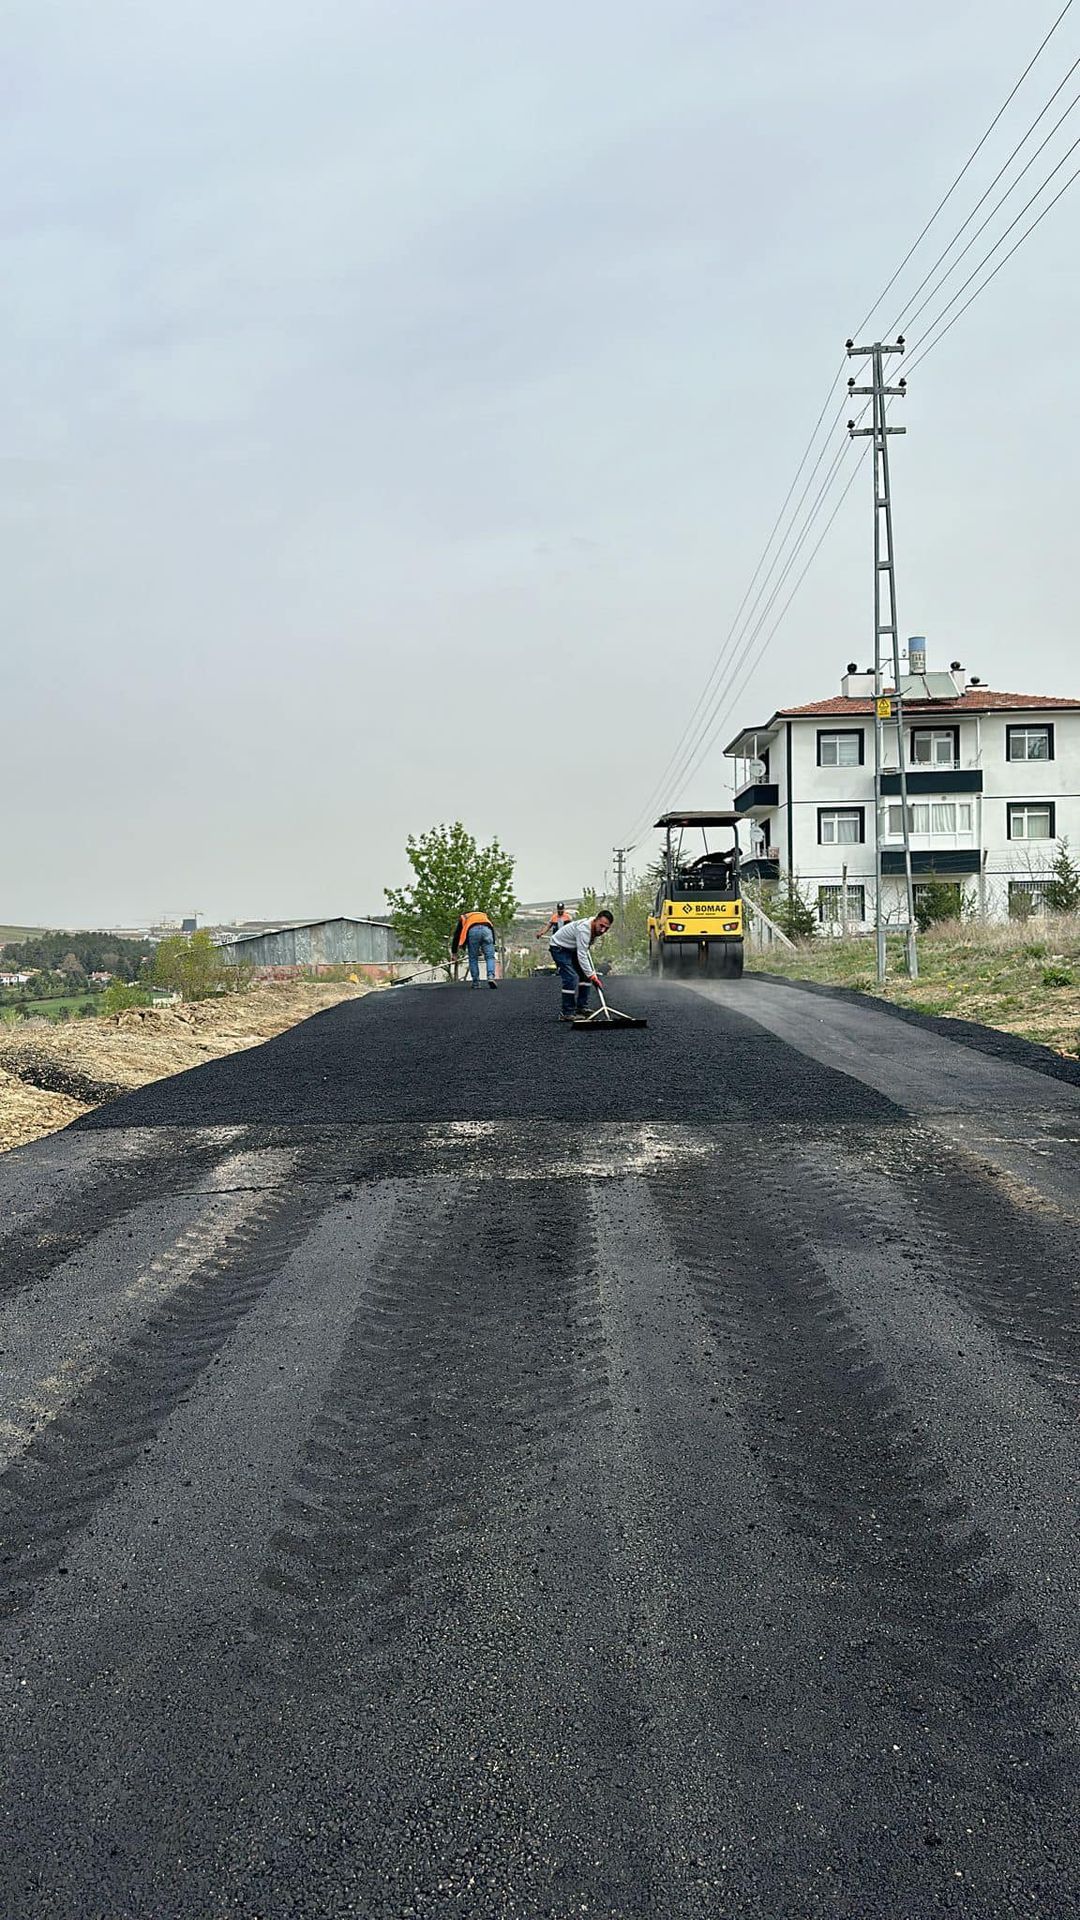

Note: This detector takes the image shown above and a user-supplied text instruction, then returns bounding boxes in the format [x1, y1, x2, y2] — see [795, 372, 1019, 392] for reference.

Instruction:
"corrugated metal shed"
[213, 917, 399, 971]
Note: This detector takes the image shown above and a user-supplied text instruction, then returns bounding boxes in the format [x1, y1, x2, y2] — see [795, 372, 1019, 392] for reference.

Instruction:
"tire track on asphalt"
[245, 1172, 639, 1920]
[650, 1144, 1078, 1914]
[862, 1125, 1079, 1410]
[0, 1156, 325, 1625]
[754, 1134, 1079, 1652]
[0, 1185, 263, 1472]
[0, 1130, 240, 1309]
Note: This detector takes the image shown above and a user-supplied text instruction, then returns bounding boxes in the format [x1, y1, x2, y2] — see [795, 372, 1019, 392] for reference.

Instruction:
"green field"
[0, 926, 49, 946]
[1, 993, 100, 1022]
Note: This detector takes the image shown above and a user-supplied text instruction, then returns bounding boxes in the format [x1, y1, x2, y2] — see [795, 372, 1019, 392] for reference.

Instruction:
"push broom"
[569, 974, 648, 1031]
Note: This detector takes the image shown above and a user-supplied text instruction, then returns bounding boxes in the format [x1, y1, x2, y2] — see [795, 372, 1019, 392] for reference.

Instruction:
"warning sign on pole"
[876, 697, 892, 718]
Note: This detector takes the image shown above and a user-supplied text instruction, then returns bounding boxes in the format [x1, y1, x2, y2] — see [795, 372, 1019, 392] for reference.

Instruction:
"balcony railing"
[880, 768, 982, 795]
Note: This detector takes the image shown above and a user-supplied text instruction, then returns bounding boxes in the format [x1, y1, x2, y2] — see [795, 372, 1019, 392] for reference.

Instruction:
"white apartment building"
[724, 646, 1080, 927]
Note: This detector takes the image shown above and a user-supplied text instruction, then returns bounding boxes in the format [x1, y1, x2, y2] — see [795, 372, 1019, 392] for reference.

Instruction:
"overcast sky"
[4, 0, 1077, 926]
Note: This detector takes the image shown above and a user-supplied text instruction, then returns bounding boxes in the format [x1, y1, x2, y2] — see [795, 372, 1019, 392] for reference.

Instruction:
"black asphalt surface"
[1, 975, 1077, 1919]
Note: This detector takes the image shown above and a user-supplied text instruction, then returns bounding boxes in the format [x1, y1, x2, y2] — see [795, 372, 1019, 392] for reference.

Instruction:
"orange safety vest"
[457, 912, 493, 942]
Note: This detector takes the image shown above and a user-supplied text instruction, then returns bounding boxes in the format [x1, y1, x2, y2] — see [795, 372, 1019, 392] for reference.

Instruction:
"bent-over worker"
[550, 910, 614, 1021]
[451, 908, 498, 988]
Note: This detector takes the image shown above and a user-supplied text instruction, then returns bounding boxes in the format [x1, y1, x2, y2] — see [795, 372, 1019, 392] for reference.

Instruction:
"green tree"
[103, 981, 153, 1014]
[1041, 839, 1080, 915]
[757, 875, 818, 942]
[152, 928, 226, 1001]
[385, 822, 517, 975]
[577, 875, 653, 972]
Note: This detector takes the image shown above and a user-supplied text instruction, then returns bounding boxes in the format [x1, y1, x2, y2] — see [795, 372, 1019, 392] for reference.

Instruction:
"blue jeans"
[551, 943, 591, 1016]
[466, 924, 496, 982]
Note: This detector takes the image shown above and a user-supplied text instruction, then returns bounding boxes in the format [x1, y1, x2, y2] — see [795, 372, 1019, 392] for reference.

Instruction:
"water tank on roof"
[908, 637, 926, 675]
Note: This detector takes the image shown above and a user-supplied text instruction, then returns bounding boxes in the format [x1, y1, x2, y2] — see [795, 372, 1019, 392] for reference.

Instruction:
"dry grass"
[0, 978, 374, 1155]
[749, 913, 1080, 1056]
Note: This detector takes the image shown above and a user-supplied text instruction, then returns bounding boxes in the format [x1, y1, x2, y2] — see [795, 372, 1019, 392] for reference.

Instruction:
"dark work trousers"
[550, 943, 591, 1017]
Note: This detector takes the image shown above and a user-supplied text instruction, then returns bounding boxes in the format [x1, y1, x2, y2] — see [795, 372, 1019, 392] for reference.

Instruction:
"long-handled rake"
[569, 977, 648, 1031]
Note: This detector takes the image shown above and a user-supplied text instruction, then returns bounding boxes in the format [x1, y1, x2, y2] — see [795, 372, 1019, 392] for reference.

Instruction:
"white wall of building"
[734, 698, 1079, 926]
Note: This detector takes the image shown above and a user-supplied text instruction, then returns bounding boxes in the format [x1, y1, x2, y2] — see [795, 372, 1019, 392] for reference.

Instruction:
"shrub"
[757, 877, 818, 943]
[1042, 841, 1080, 915]
[1041, 965, 1073, 989]
[102, 981, 153, 1014]
[913, 881, 963, 933]
[152, 929, 241, 1001]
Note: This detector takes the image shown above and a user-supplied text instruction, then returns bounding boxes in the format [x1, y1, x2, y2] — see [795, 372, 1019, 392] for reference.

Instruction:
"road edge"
[750, 969, 1080, 1090]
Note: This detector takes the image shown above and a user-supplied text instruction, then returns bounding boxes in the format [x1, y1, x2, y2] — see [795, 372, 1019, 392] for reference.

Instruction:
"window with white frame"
[886, 800, 973, 835]
[910, 727, 958, 767]
[818, 883, 865, 923]
[1008, 802, 1055, 840]
[817, 730, 863, 767]
[1006, 724, 1053, 762]
[818, 807, 864, 844]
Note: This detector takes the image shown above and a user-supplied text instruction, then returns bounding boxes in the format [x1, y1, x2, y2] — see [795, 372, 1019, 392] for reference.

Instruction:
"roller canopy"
[654, 811, 740, 829]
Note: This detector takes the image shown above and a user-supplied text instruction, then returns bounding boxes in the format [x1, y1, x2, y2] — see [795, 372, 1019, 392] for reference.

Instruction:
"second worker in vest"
[549, 909, 614, 1021]
[451, 909, 498, 988]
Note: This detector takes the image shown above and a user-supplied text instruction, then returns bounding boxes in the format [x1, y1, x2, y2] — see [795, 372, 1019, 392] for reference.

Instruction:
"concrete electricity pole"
[612, 847, 629, 919]
[846, 337, 918, 985]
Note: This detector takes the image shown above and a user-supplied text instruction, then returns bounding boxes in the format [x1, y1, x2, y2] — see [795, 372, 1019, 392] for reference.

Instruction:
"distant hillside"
[0, 926, 49, 947]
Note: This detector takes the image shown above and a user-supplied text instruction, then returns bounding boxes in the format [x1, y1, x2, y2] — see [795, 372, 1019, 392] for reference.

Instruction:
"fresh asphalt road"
[1, 975, 1077, 1919]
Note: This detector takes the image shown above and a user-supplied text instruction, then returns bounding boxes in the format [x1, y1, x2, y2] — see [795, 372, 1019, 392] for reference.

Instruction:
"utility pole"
[846, 336, 918, 984]
[612, 847, 629, 919]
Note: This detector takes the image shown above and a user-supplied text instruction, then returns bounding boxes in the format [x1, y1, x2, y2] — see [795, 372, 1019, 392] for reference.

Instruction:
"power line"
[625, 392, 876, 844]
[902, 132, 1080, 367]
[659, 429, 868, 808]
[674, 448, 869, 803]
[622, 3, 1078, 846]
[689, 133, 1080, 800]
[906, 156, 1080, 375]
[887, 58, 1080, 334]
[900, 96, 1080, 337]
[854, 0, 1075, 335]
[619, 374, 847, 844]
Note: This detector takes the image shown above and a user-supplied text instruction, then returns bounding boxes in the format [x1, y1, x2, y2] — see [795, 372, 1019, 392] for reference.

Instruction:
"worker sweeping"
[549, 909, 613, 1021]
[451, 907, 498, 988]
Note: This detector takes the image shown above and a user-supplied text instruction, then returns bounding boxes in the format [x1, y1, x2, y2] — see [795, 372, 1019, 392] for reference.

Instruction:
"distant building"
[212, 916, 400, 979]
[0, 970, 32, 987]
[725, 644, 1080, 925]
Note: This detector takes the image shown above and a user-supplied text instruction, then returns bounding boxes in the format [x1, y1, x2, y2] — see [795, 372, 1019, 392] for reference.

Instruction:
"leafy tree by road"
[385, 822, 517, 974]
[152, 929, 228, 1001]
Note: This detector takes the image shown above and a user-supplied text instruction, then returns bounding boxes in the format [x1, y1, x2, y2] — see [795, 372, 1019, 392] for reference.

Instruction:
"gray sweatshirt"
[550, 915, 597, 977]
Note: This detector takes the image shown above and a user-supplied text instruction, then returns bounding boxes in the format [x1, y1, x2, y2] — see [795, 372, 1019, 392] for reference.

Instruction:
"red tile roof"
[776, 689, 1080, 717]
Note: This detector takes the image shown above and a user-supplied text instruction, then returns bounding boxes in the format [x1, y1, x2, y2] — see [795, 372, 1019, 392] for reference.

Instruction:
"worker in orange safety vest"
[451, 909, 497, 988]
[535, 902, 572, 940]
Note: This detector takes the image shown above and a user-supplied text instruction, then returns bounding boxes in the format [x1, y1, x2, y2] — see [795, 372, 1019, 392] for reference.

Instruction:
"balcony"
[881, 848, 983, 876]
[734, 782, 779, 814]
[742, 848, 780, 881]
[880, 769, 982, 795]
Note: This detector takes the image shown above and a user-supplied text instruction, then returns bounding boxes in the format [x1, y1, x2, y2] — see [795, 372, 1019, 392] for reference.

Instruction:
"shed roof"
[215, 916, 386, 946]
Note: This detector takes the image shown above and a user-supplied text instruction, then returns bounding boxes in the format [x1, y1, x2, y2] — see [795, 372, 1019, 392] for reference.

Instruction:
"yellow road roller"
[647, 810, 744, 980]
